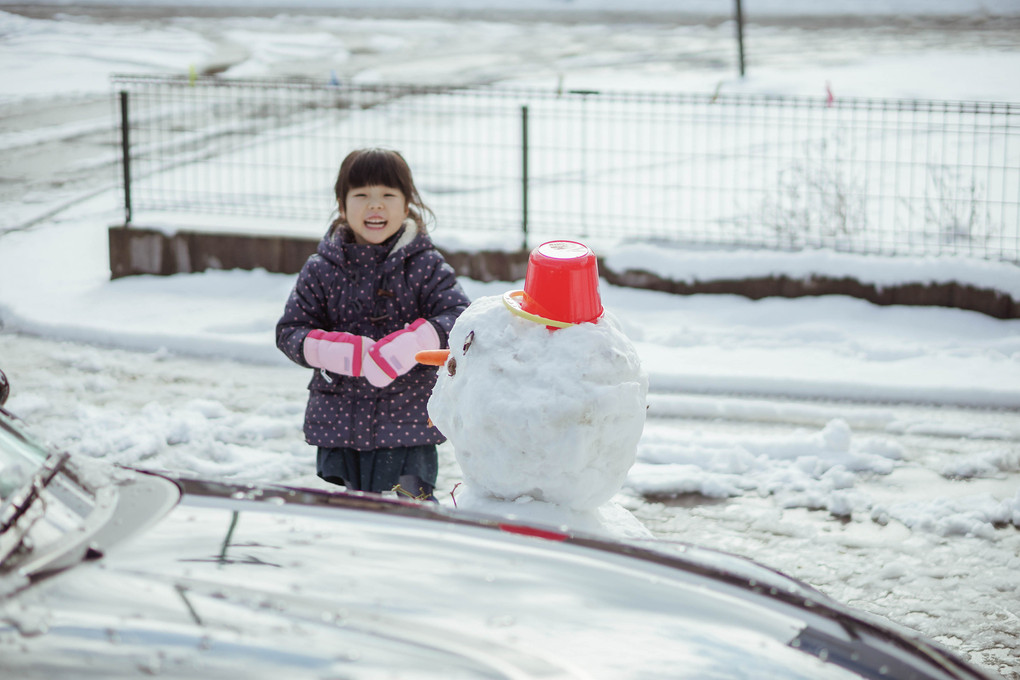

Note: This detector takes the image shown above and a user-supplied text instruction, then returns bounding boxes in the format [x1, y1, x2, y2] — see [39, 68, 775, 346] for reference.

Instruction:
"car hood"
[0, 471, 989, 680]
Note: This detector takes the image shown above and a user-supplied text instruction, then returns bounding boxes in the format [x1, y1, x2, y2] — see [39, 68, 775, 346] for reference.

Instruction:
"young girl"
[276, 148, 470, 500]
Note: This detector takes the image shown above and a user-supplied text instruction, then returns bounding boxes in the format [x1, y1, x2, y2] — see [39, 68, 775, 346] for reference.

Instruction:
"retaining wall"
[108, 226, 1020, 319]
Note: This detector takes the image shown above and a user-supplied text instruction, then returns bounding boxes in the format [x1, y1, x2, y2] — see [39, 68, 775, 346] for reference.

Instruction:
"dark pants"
[316, 444, 438, 494]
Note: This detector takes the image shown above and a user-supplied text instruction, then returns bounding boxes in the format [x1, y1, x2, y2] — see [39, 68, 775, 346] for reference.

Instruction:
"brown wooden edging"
[108, 225, 320, 278]
[109, 225, 1019, 319]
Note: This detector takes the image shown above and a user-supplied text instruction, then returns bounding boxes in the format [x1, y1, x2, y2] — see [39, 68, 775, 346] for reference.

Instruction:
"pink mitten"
[303, 330, 372, 377]
[363, 319, 440, 388]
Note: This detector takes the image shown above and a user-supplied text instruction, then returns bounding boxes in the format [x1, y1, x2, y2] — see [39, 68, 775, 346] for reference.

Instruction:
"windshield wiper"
[0, 451, 71, 539]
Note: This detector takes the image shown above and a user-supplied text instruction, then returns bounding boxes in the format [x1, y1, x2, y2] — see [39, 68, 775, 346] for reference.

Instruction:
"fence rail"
[112, 74, 1020, 263]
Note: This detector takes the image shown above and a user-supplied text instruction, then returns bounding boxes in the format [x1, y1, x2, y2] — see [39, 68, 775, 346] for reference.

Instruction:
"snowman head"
[420, 242, 648, 510]
[416, 240, 605, 371]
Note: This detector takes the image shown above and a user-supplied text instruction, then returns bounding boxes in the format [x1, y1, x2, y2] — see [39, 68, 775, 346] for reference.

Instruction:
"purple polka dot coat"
[276, 225, 469, 451]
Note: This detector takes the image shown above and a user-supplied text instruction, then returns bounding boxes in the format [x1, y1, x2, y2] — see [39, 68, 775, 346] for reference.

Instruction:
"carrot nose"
[416, 349, 450, 366]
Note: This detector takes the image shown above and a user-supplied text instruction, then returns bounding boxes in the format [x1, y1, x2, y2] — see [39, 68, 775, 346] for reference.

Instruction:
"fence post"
[735, 0, 746, 77]
[119, 90, 132, 226]
[521, 104, 529, 251]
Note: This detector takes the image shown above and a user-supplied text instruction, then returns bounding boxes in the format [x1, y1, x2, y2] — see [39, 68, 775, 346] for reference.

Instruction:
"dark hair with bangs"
[332, 148, 433, 235]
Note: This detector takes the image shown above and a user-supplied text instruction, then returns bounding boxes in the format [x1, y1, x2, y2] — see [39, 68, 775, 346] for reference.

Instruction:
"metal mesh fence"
[113, 74, 1020, 263]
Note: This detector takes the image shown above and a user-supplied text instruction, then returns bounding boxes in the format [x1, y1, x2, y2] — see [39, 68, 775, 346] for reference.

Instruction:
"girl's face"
[342, 185, 409, 245]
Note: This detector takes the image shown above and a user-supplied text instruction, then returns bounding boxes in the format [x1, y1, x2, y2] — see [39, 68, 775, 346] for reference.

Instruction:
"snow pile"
[64, 398, 305, 478]
[872, 491, 1020, 539]
[427, 294, 648, 529]
[7, 345, 311, 481]
[628, 419, 902, 516]
[939, 448, 1020, 479]
[605, 247, 1020, 299]
[631, 416, 1020, 537]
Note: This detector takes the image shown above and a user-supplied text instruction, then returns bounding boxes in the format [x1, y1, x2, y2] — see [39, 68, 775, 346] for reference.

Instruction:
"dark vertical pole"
[735, 0, 746, 78]
[521, 104, 529, 251]
[119, 90, 132, 226]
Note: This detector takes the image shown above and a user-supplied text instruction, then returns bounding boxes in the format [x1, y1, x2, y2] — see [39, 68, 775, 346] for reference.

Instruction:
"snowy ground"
[0, 2, 1019, 677]
[4, 331, 1020, 676]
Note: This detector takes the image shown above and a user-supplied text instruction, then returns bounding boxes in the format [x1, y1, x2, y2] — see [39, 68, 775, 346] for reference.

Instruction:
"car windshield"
[0, 414, 93, 573]
[0, 417, 49, 506]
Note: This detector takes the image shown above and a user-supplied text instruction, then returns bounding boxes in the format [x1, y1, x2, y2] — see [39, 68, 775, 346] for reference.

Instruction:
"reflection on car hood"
[0, 470, 992, 680]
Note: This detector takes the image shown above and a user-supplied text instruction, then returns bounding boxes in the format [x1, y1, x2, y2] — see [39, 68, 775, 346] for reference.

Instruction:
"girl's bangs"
[347, 153, 408, 193]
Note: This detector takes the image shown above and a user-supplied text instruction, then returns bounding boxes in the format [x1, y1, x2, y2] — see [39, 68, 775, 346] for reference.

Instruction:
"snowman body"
[428, 294, 648, 514]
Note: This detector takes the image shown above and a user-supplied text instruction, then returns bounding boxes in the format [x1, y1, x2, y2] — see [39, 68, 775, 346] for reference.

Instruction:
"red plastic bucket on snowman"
[503, 240, 604, 328]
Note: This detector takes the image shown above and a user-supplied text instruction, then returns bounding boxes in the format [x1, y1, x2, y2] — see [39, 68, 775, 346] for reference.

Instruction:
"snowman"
[418, 241, 650, 539]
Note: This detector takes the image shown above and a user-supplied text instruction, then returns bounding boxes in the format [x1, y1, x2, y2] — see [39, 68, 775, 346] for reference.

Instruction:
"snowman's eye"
[463, 331, 474, 354]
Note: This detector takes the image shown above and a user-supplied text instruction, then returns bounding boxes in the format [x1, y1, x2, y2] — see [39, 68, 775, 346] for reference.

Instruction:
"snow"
[427, 293, 648, 524]
[607, 246, 1020, 298]
[18, 0, 1020, 16]
[0, 1, 1019, 676]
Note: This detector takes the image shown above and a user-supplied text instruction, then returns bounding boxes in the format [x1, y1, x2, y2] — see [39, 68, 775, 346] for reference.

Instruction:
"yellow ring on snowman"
[502, 290, 574, 328]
